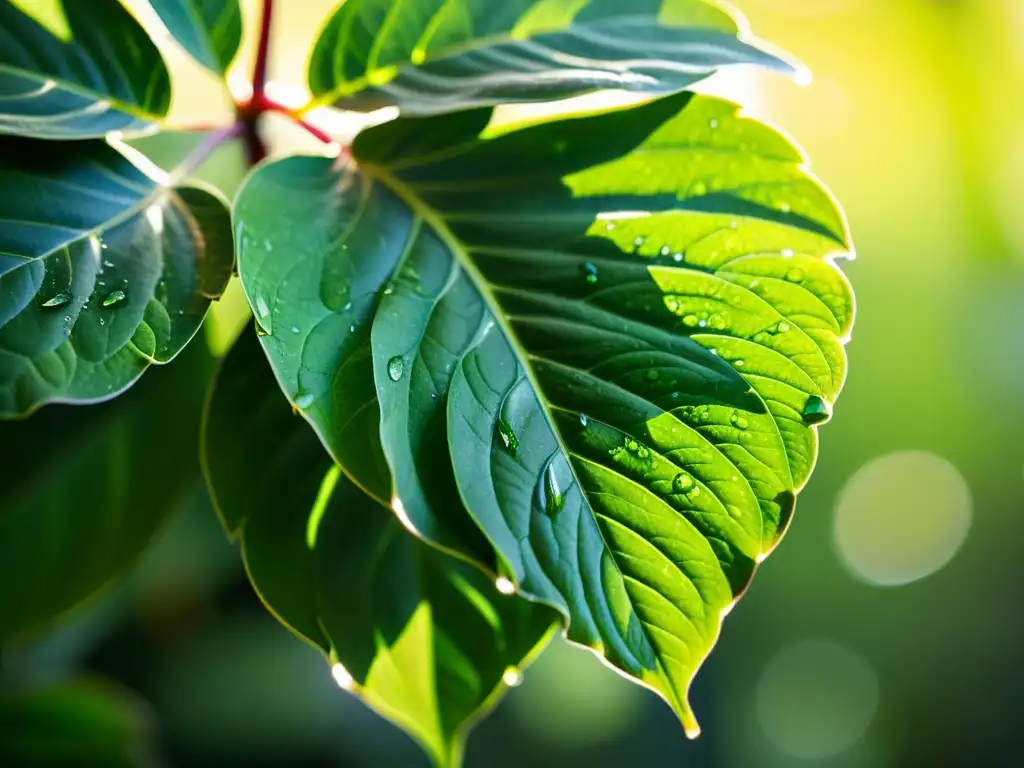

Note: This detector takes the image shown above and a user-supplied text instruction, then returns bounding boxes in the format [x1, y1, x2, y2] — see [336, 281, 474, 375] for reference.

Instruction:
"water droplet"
[709, 314, 726, 330]
[495, 577, 516, 595]
[348, 324, 356, 333]
[710, 119, 719, 129]
[256, 296, 270, 318]
[100, 241, 108, 250]
[102, 259, 114, 268]
[541, 462, 564, 518]
[637, 446, 649, 459]
[683, 314, 699, 327]
[646, 370, 659, 381]
[673, 473, 695, 493]
[778, 202, 792, 213]
[626, 439, 638, 452]
[698, 319, 707, 328]
[730, 219, 739, 229]
[387, 355, 404, 382]
[787, 268, 805, 282]
[294, 391, 315, 409]
[735, 359, 745, 367]
[291, 326, 300, 334]
[102, 289, 126, 307]
[41, 292, 71, 308]
[502, 667, 523, 687]
[580, 262, 599, 284]
[781, 248, 794, 258]
[777, 321, 792, 333]
[672, 252, 684, 263]
[633, 236, 645, 249]
[605, 222, 616, 232]
[579, 413, 588, 427]
[660, 246, 671, 257]
[383, 283, 394, 295]
[802, 395, 832, 425]
[264, 238, 274, 252]
[99, 317, 105, 325]
[690, 486, 702, 498]
[343, 301, 353, 311]
[496, 419, 519, 456]
[690, 180, 708, 196]
[730, 412, 749, 429]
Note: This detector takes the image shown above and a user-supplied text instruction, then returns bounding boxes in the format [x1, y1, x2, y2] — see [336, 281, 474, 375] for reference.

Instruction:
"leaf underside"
[235, 92, 853, 733]
[0, 137, 233, 418]
[202, 330, 557, 768]
[0, 0, 171, 139]
[308, 0, 794, 114]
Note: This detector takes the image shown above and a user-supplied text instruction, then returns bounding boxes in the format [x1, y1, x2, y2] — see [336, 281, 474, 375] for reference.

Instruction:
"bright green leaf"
[0, 339, 214, 642]
[0, 0, 171, 139]
[0, 137, 233, 417]
[0, 679, 157, 767]
[150, 0, 243, 76]
[202, 330, 558, 768]
[307, 0, 796, 114]
[236, 92, 854, 734]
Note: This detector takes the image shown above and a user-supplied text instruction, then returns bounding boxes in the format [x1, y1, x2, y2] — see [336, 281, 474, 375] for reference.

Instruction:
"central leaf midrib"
[365, 161, 699, 719]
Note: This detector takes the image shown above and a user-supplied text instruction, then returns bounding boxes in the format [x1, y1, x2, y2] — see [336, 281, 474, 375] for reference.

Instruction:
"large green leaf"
[0, 338, 214, 643]
[0, 679, 157, 767]
[150, 0, 243, 76]
[0, 137, 233, 417]
[235, 92, 853, 733]
[307, 0, 794, 115]
[0, 0, 171, 139]
[202, 330, 558, 768]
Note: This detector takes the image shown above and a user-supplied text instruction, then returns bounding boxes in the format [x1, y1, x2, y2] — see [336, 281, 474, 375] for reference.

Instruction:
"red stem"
[260, 99, 335, 145]
[252, 0, 274, 99]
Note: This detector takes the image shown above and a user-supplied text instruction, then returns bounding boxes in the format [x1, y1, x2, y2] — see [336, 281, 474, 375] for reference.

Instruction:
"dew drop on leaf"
[689, 180, 707, 196]
[777, 321, 791, 333]
[730, 412, 749, 429]
[255, 295, 270, 318]
[496, 419, 519, 456]
[672, 252, 684, 263]
[683, 314, 698, 327]
[102, 290, 126, 307]
[787, 268, 805, 282]
[673, 473, 694, 494]
[802, 395, 833, 425]
[41, 292, 71, 308]
[579, 413, 588, 427]
[502, 667, 523, 687]
[291, 326, 299, 334]
[294, 391, 315, 409]
[646, 370, 659, 381]
[580, 262, 599, 284]
[387, 355, 404, 382]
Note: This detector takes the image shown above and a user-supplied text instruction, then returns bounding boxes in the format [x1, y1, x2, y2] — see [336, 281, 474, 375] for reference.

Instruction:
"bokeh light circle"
[757, 639, 879, 760]
[833, 450, 972, 586]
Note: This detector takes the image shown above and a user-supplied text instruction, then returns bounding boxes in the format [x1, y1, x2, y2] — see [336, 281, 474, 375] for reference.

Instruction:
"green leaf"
[202, 330, 558, 768]
[149, 0, 243, 76]
[307, 0, 796, 115]
[0, 338, 214, 643]
[0, 137, 233, 417]
[0, 0, 171, 139]
[236, 92, 854, 734]
[0, 679, 157, 767]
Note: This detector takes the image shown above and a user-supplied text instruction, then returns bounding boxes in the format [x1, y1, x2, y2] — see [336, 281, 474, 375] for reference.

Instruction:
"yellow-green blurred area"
[5, 0, 1023, 766]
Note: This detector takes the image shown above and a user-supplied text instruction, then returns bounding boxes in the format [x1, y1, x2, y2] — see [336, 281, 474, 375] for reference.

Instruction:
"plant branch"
[261, 99, 337, 146]
[252, 0, 274, 99]
[171, 123, 245, 183]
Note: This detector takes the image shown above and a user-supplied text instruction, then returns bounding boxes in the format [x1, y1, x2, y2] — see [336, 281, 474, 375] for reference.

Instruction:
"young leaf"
[0, 679, 157, 767]
[0, 339, 214, 643]
[149, 0, 243, 76]
[235, 92, 854, 734]
[0, 0, 171, 139]
[202, 330, 558, 768]
[307, 0, 795, 115]
[0, 137, 233, 418]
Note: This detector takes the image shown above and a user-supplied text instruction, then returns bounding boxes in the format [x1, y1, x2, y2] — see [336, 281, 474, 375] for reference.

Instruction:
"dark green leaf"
[0, 679, 157, 767]
[308, 0, 795, 115]
[236, 92, 853, 734]
[0, 137, 233, 417]
[0, 338, 214, 643]
[202, 330, 558, 768]
[150, 0, 243, 75]
[0, 0, 171, 139]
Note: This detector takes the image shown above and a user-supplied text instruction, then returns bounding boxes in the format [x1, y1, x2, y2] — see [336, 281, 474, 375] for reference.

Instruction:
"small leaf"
[0, 678, 157, 767]
[236, 92, 854, 734]
[0, 137, 233, 417]
[202, 330, 558, 768]
[150, 0, 243, 75]
[0, 0, 171, 139]
[0, 339, 214, 642]
[308, 0, 795, 115]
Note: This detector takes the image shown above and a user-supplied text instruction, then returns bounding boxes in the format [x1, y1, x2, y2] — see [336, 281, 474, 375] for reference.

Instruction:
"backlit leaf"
[150, 0, 243, 75]
[235, 92, 853, 733]
[0, 0, 171, 139]
[308, 0, 795, 114]
[202, 330, 558, 768]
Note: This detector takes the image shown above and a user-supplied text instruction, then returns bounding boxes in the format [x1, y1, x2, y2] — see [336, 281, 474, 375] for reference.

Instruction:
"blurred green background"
[4, 0, 1023, 766]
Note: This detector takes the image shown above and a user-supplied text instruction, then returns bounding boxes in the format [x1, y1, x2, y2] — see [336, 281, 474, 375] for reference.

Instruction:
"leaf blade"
[150, 0, 243, 75]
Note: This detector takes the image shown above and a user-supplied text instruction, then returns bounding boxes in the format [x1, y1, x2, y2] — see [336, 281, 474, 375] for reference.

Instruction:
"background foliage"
[2, 0, 1022, 767]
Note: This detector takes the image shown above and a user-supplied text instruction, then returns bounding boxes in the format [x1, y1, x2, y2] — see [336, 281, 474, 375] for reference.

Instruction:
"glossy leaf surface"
[235, 92, 853, 733]
[308, 0, 793, 114]
[150, 0, 243, 75]
[0, 679, 156, 767]
[0, 0, 171, 139]
[0, 339, 214, 642]
[0, 137, 233, 417]
[202, 330, 557, 768]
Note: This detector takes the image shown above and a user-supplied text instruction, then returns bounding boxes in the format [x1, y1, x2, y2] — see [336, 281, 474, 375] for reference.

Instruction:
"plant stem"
[252, 0, 274, 100]
[171, 123, 245, 183]
[260, 99, 336, 146]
